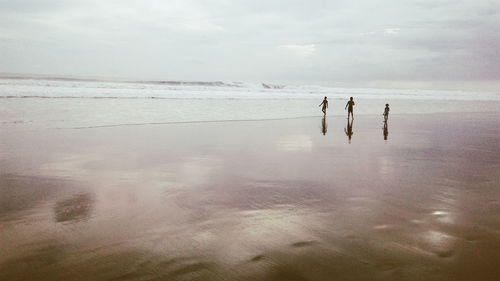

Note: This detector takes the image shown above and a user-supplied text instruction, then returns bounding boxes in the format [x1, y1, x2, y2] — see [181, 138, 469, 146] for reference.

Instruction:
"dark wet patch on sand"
[250, 254, 265, 262]
[291, 240, 318, 248]
[54, 193, 94, 223]
[435, 249, 455, 258]
[0, 174, 68, 219]
[374, 259, 408, 272]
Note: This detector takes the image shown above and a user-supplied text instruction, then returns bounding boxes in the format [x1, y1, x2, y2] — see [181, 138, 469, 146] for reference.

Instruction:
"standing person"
[319, 96, 328, 115]
[345, 97, 355, 119]
[383, 103, 390, 122]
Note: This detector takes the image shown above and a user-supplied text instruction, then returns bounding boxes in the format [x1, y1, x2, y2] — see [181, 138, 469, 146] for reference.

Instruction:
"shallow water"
[1, 112, 499, 280]
[1, 98, 499, 129]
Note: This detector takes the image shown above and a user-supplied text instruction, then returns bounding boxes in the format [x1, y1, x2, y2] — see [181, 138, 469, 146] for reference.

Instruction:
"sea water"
[1, 78, 499, 129]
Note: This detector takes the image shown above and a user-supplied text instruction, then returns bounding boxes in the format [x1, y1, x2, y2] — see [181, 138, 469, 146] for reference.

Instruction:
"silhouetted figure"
[321, 115, 328, 135]
[319, 96, 328, 115]
[344, 118, 354, 143]
[345, 97, 355, 119]
[383, 121, 388, 140]
[383, 103, 390, 122]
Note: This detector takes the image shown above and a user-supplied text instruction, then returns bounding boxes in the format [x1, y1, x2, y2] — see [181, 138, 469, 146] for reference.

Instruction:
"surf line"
[57, 116, 320, 130]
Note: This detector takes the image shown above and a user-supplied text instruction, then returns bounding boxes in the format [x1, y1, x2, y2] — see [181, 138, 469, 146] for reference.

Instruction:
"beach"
[3, 0, 500, 278]
[1, 106, 499, 280]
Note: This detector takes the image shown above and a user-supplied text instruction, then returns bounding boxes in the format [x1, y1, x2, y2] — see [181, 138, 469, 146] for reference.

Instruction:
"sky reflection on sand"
[1, 113, 500, 281]
[276, 134, 313, 152]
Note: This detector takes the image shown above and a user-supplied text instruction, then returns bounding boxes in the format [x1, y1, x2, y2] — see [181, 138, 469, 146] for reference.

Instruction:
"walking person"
[319, 97, 328, 115]
[383, 103, 390, 123]
[345, 97, 355, 119]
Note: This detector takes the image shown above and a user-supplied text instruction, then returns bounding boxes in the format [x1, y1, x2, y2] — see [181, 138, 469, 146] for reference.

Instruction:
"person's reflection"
[321, 115, 328, 135]
[383, 121, 389, 140]
[344, 118, 354, 143]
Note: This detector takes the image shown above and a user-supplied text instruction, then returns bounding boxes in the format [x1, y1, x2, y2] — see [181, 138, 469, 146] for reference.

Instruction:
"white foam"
[0, 78, 498, 101]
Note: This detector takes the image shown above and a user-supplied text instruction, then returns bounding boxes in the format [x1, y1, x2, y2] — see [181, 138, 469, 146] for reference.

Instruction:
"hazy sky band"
[1, 0, 499, 87]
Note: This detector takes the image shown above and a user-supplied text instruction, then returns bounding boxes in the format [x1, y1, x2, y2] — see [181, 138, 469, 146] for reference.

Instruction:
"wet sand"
[1, 112, 499, 281]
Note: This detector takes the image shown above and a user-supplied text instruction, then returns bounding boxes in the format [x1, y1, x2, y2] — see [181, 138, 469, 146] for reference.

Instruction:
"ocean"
[1, 77, 499, 129]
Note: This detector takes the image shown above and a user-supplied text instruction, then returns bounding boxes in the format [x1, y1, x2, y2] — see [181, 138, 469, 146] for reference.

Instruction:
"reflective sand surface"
[1, 112, 499, 280]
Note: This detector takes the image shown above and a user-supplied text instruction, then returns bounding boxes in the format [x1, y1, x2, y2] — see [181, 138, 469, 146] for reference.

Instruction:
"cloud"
[384, 28, 400, 35]
[277, 44, 316, 57]
[0, 0, 499, 86]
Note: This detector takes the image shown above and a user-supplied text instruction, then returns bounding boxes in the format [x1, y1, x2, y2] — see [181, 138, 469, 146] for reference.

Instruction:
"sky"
[1, 0, 499, 89]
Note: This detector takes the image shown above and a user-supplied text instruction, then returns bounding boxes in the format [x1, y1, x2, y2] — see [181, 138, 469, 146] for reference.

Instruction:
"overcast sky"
[1, 0, 499, 89]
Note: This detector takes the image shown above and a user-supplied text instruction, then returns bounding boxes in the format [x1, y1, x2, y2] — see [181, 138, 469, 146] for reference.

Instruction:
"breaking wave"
[0, 76, 498, 101]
